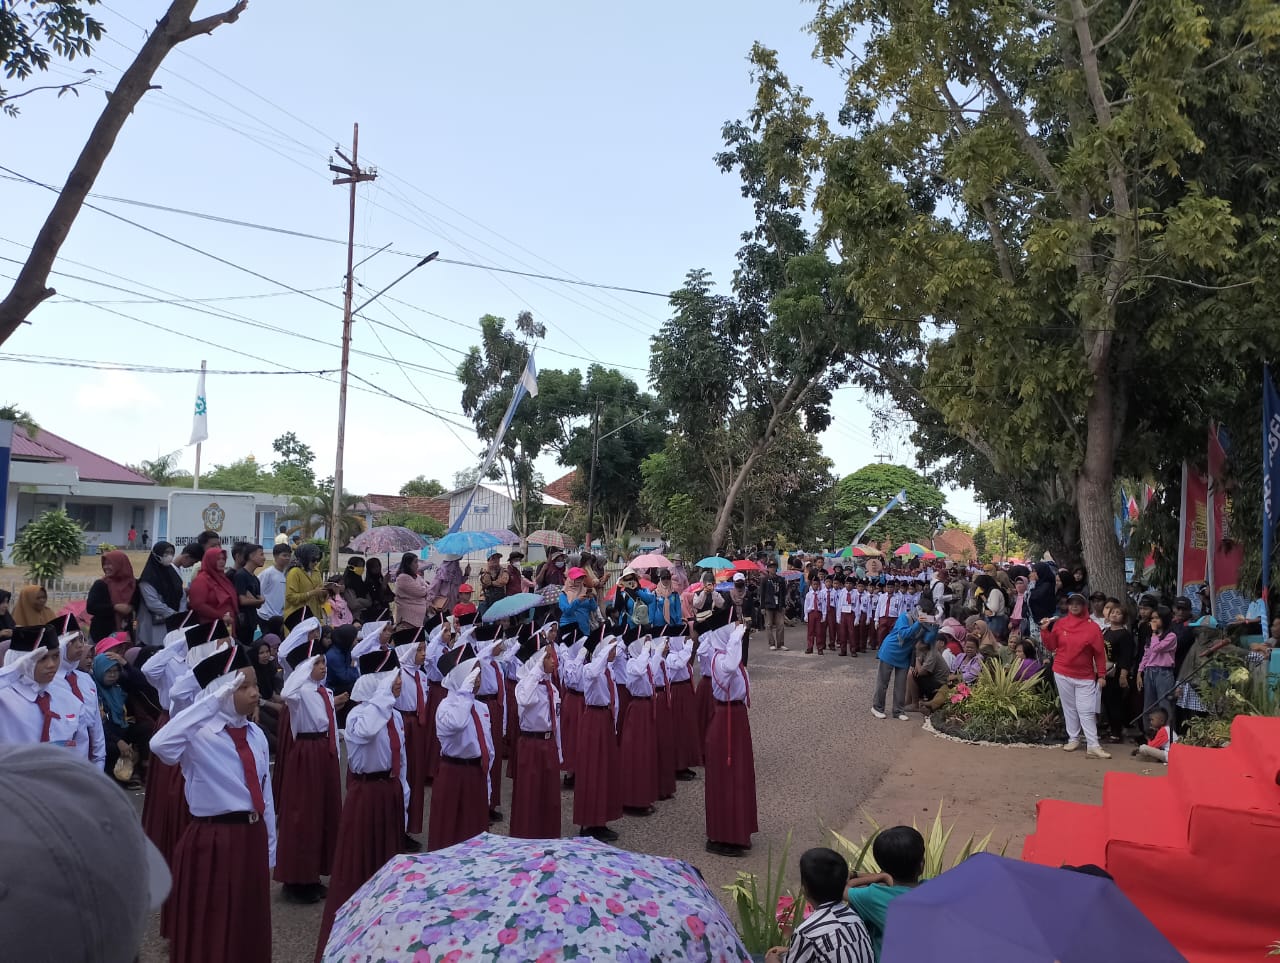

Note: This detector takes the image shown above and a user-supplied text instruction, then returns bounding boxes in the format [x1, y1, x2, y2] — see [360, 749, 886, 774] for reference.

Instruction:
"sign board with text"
[167, 491, 256, 548]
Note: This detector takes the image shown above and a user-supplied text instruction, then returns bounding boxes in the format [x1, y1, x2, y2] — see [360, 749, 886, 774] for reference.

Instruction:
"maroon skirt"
[424, 681, 446, 780]
[479, 694, 504, 809]
[400, 710, 429, 834]
[572, 705, 620, 827]
[271, 703, 294, 805]
[695, 674, 715, 756]
[704, 701, 758, 847]
[509, 733, 562, 839]
[315, 773, 404, 961]
[427, 756, 490, 852]
[654, 690, 677, 800]
[168, 818, 271, 963]
[504, 677, 519, 763]
[618, 696, 659, 809]
[615, 689, 632, 743]
[560, 688, 585, 773]
[670, 679, 702, 769]
[273, 735, 341, 885]
[152, 761, 192, 939]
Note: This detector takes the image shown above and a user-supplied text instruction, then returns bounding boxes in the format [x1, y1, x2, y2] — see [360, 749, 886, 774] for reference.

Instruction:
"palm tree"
[130, 450, 191, 485]
[0, 404, 38, 436]
[287, 491, 366, 548]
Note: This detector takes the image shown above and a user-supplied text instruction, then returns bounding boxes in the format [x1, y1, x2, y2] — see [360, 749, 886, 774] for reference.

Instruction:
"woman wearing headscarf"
[973, 574, 1007, 641]
[85, 550, 139, 643]
[394, 553, 430, 627]
[0, 589, 15, 645]
[425, 553, 470, 613]
[361, 557, 394, 622]
[557, 568, 599, 642]
[1027, 561, 1060, 655]
[137, 541, 187, 646]
[248, 638, 283, 752]
[342, 556, 371, 623]
[93, 652, 151, 788]
[534, 547, 567, 589]
[284, 543, 326, 623]
[187, 547, 239, 626]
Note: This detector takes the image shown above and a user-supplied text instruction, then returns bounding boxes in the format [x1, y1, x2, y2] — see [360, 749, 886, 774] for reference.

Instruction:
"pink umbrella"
[527, 529, 573, 550]
[630, 552, 672, 569]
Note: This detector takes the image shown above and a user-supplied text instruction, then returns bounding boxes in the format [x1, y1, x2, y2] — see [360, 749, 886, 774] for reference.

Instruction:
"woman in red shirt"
[1040, 591, 1111, 759]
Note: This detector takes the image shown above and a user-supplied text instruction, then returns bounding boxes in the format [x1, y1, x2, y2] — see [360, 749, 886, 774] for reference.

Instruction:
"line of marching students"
[803, 573, 928, 656]
[0, 564, 759, 963]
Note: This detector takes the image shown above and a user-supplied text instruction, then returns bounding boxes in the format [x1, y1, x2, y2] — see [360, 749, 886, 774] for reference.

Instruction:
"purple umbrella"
[348, 526, 427, 555]
[882, 854, 1185, 962]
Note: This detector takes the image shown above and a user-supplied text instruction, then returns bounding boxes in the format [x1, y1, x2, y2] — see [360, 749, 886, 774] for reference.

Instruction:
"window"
[65, 503, 113, 532]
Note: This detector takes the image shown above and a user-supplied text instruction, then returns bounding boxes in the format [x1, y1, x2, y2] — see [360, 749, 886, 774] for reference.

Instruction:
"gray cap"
[0, 744, 171, 963]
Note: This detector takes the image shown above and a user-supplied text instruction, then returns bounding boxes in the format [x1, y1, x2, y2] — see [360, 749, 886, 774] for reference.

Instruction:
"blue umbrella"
[480, 592, 545, 623]
[433, 530, 502, 555]
[882, 854, 1185, 962]
[695, 556, 734, 570]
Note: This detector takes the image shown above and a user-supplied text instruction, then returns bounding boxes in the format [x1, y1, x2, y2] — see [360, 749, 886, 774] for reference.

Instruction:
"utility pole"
[329, 123, 377, 570]
[584, 399, 601, 554]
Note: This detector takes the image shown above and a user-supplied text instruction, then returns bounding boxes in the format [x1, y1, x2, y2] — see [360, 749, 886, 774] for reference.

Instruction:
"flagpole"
[193, 359, 205, 491]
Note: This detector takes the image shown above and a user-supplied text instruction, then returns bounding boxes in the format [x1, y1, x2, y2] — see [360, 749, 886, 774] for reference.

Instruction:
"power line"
[0, 353, 333, 376]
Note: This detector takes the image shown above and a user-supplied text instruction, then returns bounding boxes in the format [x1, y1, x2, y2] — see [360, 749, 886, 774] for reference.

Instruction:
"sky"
[2, 0, 982, 526]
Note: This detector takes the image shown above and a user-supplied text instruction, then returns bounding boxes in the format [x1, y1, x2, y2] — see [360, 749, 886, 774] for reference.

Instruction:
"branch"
[1092, 0, 1142, 51]
[1136, 274, 1257, 291]
[0, 76, 95, 106]
[178, 0, 249, 41]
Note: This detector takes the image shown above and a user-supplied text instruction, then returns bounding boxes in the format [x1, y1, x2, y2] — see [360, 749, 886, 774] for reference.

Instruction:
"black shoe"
[282, 883, 324, 904]
[705, 840, 746, 857]
[489, 808, 504, 822]
[402, 834, 421, 853]
[312, 883, 328, 899]
[562, 773, 576, 789]
[585, 825, 619, 842]
[623, 805, 656, 817]
[675, 769, 697, 781]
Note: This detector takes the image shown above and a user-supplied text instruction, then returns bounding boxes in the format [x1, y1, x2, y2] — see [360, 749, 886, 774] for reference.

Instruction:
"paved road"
[139, 624, 916, 962]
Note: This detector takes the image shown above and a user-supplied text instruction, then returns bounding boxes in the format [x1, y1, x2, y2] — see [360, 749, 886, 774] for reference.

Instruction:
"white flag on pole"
[189, 370, 209, 445]
[518, 352, 539, 398]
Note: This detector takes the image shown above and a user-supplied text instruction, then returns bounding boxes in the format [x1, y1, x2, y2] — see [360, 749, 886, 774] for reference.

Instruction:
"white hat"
[0, 744, 171, 962]
[732, 572, 746, 582]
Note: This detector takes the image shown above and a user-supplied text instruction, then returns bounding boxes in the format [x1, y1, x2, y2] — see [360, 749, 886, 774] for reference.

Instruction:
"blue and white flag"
[188, 369, 208, 445]
[450, 351, 539, 534]
[852, 489, 908, 546]
[1263, 365, 1280, 600]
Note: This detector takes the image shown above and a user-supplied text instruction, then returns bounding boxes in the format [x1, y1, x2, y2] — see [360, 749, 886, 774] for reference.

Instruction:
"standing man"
[141, 529, 150, 550]
[760, 560, 787, 652]
[127, 526, 138, 550]
[504, 551, 526, 596]
[274, 524, 290, 546]
[233, 542, 266, 645]
[258, 543, 292, 638]
[479, 552, 509, 616]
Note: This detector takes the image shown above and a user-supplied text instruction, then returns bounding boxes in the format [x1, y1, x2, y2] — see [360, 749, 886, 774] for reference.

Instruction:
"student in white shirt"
[0, 626, 86, 750]
[428, 646, 492, 852]
[314, 648, 406, 959]
[704, 624, 757, 857]
[53, 620, 105, 769]
[390, 625, 430, 840]
[666, 634, 702, 776]
[574, 637, 623, 841]
[256, 543, 292, 635]
[510, 643, 562, 839]
[803, 579, 826, 654]
[150, 645, 274, 963]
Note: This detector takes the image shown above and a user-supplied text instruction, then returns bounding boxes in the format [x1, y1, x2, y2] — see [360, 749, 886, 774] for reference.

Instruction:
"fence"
[1, 577, 98, 611]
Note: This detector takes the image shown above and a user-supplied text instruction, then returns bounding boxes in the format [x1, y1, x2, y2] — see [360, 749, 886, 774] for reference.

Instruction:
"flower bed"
[929, 661, 1065, 744]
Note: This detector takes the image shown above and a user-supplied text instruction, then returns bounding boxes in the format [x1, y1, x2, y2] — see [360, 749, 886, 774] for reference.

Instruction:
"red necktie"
[386, 718, 402, 776]
[645, 665, 657, 719]
[470, 706, 491, 775]
[543, 679, 558, 742]
[318, 685, 338, 757]
[413, 671, 427, 727]
[493, 663, 506, 731]
[226, 725, 266, 815]
[64, 672, 84, 702]
[35, 692, 60, 743]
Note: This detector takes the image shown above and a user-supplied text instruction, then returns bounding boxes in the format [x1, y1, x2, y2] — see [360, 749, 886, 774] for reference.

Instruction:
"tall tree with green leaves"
[833, 464, 953, 548]
[399, 476, 446, 498]
[745, 0, 1280, 595]
[270, 431, 316, 492]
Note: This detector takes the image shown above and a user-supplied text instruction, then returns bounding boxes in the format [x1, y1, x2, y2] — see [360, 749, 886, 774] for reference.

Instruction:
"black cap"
[283, 638, 322, 670]
[357, 648, 400, 675]
[508, 551, 524, 562]
[436, 643, 476, 677]
[1174, 596, 1193, 609]
[283, 606, 313, 631]
[390, 626, 422, 647]
[10, 625, 54, 653]
[195, 620, 231, 645]
[192, 645, 251, 689]
[472, 622, 499, 643]
[487, 552, 502, 561]
[45, 613, 78, 637]
[455, 611, 478, 627]
[165, 611, 194, 633]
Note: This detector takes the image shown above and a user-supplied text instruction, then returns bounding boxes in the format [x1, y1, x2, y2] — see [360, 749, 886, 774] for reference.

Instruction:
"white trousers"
[1055, 673, 1100, 749]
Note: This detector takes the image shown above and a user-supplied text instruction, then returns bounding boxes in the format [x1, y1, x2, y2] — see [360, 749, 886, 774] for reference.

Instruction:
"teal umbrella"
[480, 592, 544, 623]
[696, 556, 734, 570]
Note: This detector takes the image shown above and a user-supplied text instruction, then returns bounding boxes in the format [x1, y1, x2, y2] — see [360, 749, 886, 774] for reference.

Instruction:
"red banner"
[1177, 461, 1209, 606]
[1208, 427, 1248, 620]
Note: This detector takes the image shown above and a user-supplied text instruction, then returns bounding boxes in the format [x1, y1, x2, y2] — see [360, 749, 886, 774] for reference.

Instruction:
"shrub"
[830, 804, 1006, 880]
[379, 510, 446, 538]
[13, 510, 85, 582]
[932, 660, 1062, 743]
[722, 833, 803, 954]
[97, 542, 118, 554]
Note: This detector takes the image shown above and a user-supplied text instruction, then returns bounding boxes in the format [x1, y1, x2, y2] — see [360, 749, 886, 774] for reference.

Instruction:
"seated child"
[1132, 706, 1175, 764]
[765, 847, 874, 963]
[847, 826, 925, 962]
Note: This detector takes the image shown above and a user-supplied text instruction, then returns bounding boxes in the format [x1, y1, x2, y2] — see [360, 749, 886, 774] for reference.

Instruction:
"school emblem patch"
[201, 502, 226, 532]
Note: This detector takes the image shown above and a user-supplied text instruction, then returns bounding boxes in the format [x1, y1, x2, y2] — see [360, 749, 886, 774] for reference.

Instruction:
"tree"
[0, 0, 247, 345]
[13, 508, 84, 582]
[0, 403, 39, 435]
[399, 476, 446, 498]
[270, 431, 316, 491]
[0, 0, 103, 116]
[832, 464, 953, 548]
[746, 2, 1280, 596]
[200, 457, 267, 492]
[379, 510, 446, 538]
[129, 449, 192, 486]
[452, 467, 480, 490]
[286, 491, 365, 548]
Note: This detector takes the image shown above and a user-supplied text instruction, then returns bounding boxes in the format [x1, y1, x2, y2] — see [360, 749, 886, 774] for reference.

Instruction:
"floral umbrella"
[323, 832, 750, 962]
[349, 526, 428, 555]
[527, 529, 574, 550]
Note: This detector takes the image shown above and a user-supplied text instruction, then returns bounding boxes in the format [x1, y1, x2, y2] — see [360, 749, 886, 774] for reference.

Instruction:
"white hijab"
[442, 656, 481, 694]
[278, 618, 321, 668]
[0, 646, 49, 695]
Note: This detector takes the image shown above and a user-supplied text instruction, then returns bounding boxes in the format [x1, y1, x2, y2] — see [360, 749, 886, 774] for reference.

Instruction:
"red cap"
[457, 584, 473, 594]
[452, 602, 477, 617]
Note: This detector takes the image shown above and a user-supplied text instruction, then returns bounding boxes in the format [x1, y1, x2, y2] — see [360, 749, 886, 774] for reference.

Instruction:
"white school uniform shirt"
[345, 680, 410, 817]
[435, 687, 494, 782]
[59, 658, 105, 768]
[874, 592, 893, 620]
[515, 659, 561, 762]
[0, 675, 86, 749]
[695, 634, 715, 676]
[838, 588, 853, 616]
[149, 679, 277, 867]
[649, 644, 671, 690]
[142, 642, 188, 713]
[582, 644, 620, 729]
[803, 588, 823, 618]
[856, 589, 871, 623]
[666, 636, 693, 683]
[710, 629, 751, 703]
[624, 641, 656, 698]
[557, 638, 588, 692]
[474, 639, 509, 732]
[280, 660, 336, 739]
[393, 644, 429, 716]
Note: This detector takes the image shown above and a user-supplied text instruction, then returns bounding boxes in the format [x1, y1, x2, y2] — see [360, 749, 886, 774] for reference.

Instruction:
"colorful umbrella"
[732, 559, 765, 572]
[781, 570, 805, 581]
[882, 854, 1184, 962]
[348, 525, 428, 555]
[481, 592, 546, 623]
[629, 552, 672, 569]
[323, 832, 750, 962]
[527, 529, 573, 550]
[695, 556, 734, 570]
[483, 529, 521, 545]
[434, 530, 503, 555]
[892, 542, 929, 557]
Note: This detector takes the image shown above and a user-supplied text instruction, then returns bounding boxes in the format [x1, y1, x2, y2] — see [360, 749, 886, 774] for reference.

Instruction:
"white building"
[445, 482, 569, 534]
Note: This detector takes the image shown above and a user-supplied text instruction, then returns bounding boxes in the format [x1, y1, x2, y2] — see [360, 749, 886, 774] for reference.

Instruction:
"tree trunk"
[1076, 375, 1126, 597]
[708, 447, 764, 554]
[0, 0, 247, 345]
